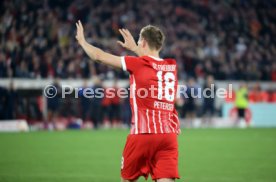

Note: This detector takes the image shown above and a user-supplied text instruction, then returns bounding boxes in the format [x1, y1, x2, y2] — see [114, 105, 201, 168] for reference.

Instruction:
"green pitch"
[0, 128, 275, 182]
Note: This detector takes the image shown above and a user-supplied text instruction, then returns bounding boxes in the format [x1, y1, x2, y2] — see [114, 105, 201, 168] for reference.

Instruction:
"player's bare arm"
[75, 20, 122, 68]
[117, 28, 143, 56]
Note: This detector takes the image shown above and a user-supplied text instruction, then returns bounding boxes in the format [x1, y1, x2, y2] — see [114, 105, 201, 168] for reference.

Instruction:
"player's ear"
[142, 39, 147, 48]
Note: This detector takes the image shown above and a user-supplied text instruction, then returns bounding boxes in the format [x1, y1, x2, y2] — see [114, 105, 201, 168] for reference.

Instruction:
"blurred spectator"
[90, 77, 104, 129]
[101, 87, 112, 127]
[121, 85, 131, 128]
[182, 78, 198, 127]
[0, 81, 18, 119]
[201, 75, 216, 127]
[0, 86, 6, 119]
[79, 80, 92, 122]
[249, 83, 268, 102]
[46, 80, 61, 129]
[109, 79, 121, 127]
[5, 81, 18, 119]
[272, 63, 276, 81]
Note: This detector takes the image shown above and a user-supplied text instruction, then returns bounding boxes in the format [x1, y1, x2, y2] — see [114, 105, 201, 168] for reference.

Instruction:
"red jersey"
[121, 55, 180, 134]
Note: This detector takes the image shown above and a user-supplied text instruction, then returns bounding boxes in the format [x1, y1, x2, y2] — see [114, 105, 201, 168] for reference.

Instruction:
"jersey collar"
[148, 56, 164, 61]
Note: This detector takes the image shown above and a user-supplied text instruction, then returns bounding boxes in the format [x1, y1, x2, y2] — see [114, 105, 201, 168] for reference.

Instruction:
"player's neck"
[143, 50, 160, 59]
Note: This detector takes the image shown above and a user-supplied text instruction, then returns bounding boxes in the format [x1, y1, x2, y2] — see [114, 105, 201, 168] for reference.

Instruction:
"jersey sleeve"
[120, 56, 144, 73]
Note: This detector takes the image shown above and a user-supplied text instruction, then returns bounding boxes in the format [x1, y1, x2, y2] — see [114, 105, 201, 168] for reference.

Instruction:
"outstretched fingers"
[78, 20, 83, 30]
[119, 29, 128, 40]
[75, 20, 86, 44]
[122, 29, 131, 37]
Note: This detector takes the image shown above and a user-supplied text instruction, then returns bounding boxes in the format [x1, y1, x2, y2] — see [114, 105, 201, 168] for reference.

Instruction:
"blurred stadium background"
[0, 0, 276, 181]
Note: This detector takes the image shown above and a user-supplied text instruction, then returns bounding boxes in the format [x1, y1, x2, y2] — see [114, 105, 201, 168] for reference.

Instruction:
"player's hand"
[75, 20, 86, 45]
[117, 29, 138, 52]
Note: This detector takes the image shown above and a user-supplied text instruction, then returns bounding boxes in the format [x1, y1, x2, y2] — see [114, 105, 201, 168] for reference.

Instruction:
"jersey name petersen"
[121, 55, 180, 134]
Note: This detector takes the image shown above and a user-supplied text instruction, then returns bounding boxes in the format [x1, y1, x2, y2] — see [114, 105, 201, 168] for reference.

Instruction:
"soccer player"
[75, 20, 180, 182]
[235, 83, 249, 128]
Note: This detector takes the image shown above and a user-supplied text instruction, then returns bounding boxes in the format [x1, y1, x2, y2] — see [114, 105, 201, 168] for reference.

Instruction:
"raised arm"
[75, 20, 122, 68]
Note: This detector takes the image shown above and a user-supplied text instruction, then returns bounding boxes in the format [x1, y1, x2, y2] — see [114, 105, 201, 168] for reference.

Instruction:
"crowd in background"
[0, 0, 276, 81]
[1, 77, 276, 129]
[1, 0, 276, 127]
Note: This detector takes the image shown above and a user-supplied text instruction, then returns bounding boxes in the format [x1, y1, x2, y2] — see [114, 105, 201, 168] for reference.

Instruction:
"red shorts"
[121, 133, 179, 180]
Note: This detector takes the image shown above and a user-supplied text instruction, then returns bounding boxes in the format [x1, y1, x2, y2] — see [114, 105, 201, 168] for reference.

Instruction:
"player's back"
[121, 55, 180, 134]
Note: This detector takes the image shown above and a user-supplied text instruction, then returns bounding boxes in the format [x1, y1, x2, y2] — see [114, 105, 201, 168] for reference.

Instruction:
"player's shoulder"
[124, 55, 140, 61]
